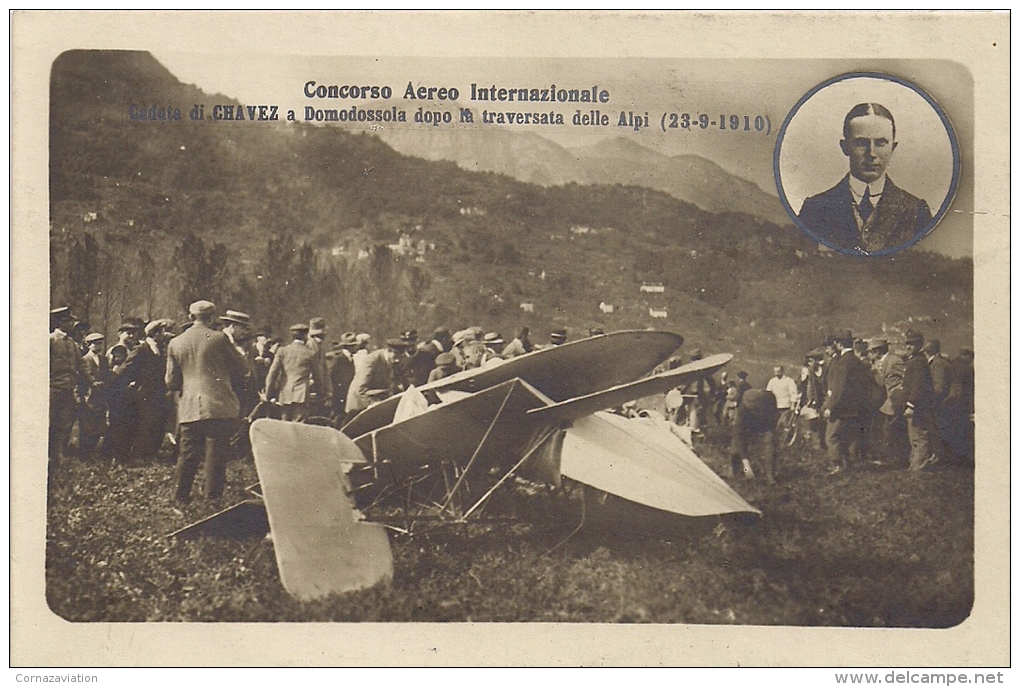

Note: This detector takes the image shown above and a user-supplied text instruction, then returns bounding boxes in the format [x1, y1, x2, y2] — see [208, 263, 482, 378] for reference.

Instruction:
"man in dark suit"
[264, 323, 325, 423]
[118, 318, 175, 465]
[166, 301, 249, 504]
[822, 330, 872, 473]
[923, 338, 956, 466]
[798, 103, 933, 254]
[325, 332, 359, 423]
[729, 388, 780, 485]
[901, 329, 936, 471]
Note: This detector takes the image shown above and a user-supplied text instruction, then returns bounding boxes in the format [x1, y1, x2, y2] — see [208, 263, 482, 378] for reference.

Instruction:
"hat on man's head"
[289, 323, 310, 334]
[309, 317, 328, 336]
[189, 300, 216, 317]
[689, 348, 703, 360]
[356, 333, 372, 345]
[220, 310, 251, 326]
[339, 332, 359, 347]
[483, 332, 504, 345]
[834, 329, 854, 347]
[550, 327, 567, 342]
[50, 306, 75, 321]
[468, 326, 484, 339]
[737, 370, 748, 379]
[453, 329, 472, 346]
[401, 329, 418, 344]
[588, 327, 605, 336]
[145, 318, 175, 337]
[84, 332, 105, 344]
[386, 338, 408, 350]
[903, 329, 924, 346]
[867, 337, 889, 350]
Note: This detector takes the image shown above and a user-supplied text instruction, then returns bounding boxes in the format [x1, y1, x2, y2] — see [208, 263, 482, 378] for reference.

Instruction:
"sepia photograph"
[12, 11, 1009, 668]
[776, 72, 962, 256]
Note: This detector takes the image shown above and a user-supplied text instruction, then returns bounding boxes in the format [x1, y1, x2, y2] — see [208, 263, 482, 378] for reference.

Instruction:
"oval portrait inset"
[774, 72, 960, 257]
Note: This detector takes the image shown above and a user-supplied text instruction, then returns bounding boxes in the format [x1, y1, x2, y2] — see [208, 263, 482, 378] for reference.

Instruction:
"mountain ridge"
[377, 127, 793, 226]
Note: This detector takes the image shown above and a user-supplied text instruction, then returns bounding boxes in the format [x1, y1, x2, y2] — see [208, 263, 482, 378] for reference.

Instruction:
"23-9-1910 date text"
[661, 112, 772, 135]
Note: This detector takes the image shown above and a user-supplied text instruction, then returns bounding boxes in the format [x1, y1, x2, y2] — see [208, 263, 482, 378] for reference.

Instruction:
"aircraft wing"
[528, 353, 732, 424]
[560, 411, 760, 517]
[249, 418, 393, 600]
[353, 378, 552, 482]
[341, 330, 683, 439]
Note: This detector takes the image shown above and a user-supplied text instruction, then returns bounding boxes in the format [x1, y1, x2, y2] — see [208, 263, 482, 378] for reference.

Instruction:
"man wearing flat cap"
[264, 323, 326, 423]
[109, 321, 140, 358]
[114, 319, 176, 465]
[166, 301, 250, 504]
[429, 351, 462, 382]
[345, 338, 406, 420]
[78, 332, 110, 457]
[821, 330, 872, 474]
[49, 306, 84, 469]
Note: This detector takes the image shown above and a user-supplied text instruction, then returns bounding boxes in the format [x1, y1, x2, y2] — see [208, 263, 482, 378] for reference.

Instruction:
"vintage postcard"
[11, 11, 1009, 667]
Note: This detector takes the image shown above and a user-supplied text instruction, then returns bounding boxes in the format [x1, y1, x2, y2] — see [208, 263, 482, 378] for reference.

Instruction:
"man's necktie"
[859, 188, 874, 222]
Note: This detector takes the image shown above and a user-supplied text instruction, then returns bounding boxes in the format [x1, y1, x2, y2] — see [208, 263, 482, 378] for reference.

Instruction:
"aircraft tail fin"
[250, 418, 393, 600]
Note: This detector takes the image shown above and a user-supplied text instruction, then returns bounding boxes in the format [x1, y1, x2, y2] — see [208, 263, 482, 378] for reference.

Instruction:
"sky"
[151, 51, 973, 258]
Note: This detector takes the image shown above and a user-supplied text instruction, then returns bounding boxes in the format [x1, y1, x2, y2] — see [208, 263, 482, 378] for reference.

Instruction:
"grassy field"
[45, 425, 973, 626]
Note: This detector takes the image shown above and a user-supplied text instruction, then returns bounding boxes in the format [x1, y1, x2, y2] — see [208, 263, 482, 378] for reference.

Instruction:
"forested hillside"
[49, 50, 972, 378]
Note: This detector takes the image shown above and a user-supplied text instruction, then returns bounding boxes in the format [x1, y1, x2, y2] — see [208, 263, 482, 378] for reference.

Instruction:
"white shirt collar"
[848, 174, 887, 202]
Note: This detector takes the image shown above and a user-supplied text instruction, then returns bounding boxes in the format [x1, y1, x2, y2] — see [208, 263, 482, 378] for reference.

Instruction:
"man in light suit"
[264, 323, 325, 423]
[49, 306, 85, 469]
[166, 301, 249, 505]
[867, 338, 908, 466]
[345, 338, 406, 421]
[798, 103, 933, 254]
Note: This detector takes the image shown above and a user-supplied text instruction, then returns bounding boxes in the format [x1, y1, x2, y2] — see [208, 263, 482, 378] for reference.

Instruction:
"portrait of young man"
[797, 102, 934, 255]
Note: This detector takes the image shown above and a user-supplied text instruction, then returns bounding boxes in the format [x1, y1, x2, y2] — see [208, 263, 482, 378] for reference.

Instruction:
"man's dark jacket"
[798, 175, 933, 253]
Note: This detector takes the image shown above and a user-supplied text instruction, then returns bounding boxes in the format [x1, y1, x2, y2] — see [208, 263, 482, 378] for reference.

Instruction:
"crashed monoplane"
[175, 329, 759, 601]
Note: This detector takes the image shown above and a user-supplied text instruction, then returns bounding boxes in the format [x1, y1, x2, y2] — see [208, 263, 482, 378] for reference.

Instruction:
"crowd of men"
[48, 302, 573, 506]
[50, 302, 975, 505]
[718, 328, 975, 484]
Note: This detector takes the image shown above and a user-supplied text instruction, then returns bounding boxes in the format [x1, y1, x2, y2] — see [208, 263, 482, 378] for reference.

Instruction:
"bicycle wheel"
[777, 410, 799, 447]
